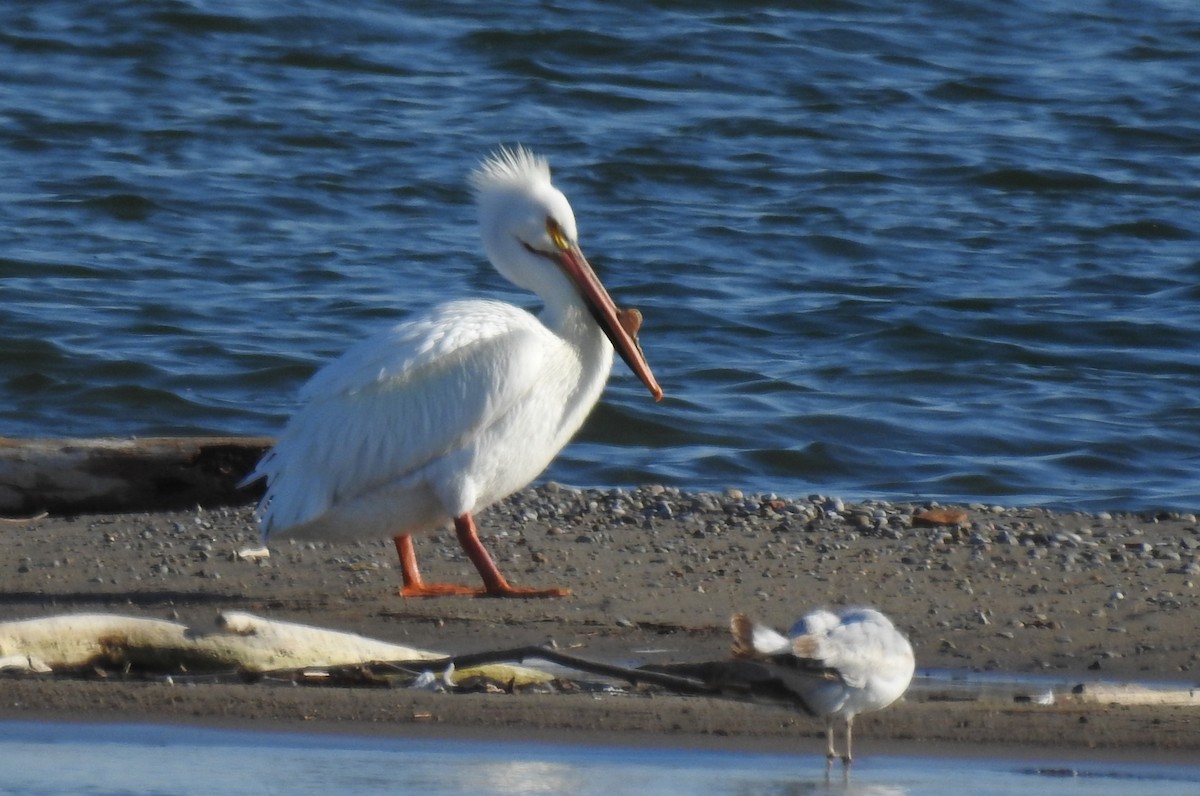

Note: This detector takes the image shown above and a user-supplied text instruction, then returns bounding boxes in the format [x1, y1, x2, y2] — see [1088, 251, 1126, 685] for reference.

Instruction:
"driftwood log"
[0, 611, 441, 673]
[0, 436, 272, 516]
[0, 611, 553, 687]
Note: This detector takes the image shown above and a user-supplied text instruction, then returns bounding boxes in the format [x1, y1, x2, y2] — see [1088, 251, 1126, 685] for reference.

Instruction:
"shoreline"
[2, 678, 1198, 762]
[2, 485, 1198, 757]
[3, 674, 1199, 760]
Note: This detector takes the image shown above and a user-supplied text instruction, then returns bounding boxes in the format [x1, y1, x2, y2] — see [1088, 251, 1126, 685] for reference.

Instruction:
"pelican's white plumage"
[245, 147, 661, 597]
[731, 607, 915, 768]
[254, 298, 590, 536]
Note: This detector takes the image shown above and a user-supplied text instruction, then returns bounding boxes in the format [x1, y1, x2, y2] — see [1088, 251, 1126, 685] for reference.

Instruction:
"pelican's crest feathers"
[469, 146, 551, 195]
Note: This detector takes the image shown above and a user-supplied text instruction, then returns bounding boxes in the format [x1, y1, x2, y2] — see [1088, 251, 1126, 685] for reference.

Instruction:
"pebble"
[913, 508, 969, 527]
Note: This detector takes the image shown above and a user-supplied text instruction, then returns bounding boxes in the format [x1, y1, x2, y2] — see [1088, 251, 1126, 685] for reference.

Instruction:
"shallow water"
[1, 721, 1196, 796]
[2, 1, 1199, 510]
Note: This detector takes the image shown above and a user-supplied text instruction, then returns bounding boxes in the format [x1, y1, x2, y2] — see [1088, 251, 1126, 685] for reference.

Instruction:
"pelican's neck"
[540, 298, 615, 430]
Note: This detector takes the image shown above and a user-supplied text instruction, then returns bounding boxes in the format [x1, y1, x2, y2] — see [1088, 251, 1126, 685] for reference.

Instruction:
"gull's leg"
[824, 716, 837, 772]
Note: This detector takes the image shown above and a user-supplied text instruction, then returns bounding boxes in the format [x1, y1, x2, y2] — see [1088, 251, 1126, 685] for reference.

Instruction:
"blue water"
[1, 721, 1197, 796]
[2, 1, 1198, 511]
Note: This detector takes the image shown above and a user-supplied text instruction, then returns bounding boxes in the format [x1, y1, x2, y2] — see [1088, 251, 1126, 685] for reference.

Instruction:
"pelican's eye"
[546, 217, 571, 251]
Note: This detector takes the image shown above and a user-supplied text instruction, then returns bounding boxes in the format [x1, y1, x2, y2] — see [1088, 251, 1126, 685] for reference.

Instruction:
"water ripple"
[1, 0, 1198, 510]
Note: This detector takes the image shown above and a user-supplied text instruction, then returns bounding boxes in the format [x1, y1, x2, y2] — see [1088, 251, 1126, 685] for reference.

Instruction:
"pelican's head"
[470, 147, 662, 401]
[470, 147, 579, 296]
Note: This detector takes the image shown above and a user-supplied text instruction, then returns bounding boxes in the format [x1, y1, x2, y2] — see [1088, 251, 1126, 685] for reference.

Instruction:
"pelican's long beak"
[557, 243, 663, 402]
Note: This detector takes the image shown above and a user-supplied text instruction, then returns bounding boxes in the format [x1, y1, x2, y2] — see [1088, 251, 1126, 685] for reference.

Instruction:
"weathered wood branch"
[393, 646, 724, 697]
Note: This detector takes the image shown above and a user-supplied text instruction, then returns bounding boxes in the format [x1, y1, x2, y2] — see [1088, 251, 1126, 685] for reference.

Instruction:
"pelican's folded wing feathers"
[249, 300, 549, 533]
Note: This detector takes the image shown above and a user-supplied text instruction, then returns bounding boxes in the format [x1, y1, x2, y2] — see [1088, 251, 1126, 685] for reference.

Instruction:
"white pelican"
[244, 147, 662, 597]
[731, 607, 914, 769]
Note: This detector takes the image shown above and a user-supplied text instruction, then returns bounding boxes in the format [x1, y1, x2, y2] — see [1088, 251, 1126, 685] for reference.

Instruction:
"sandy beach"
[2, 485, 1198, 759]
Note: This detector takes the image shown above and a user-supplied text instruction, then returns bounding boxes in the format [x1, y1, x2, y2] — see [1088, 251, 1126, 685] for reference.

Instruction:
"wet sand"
[2, 486, 1198, 759]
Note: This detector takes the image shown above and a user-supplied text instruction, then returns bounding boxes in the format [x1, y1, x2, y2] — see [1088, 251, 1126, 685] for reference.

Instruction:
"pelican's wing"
[250, 299, 551, 533]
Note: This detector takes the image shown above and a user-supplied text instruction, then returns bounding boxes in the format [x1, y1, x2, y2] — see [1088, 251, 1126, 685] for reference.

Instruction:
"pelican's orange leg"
[454, 513, 569, 598]
[392, 516, 569, 598]
[394, 533, 476, 597]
